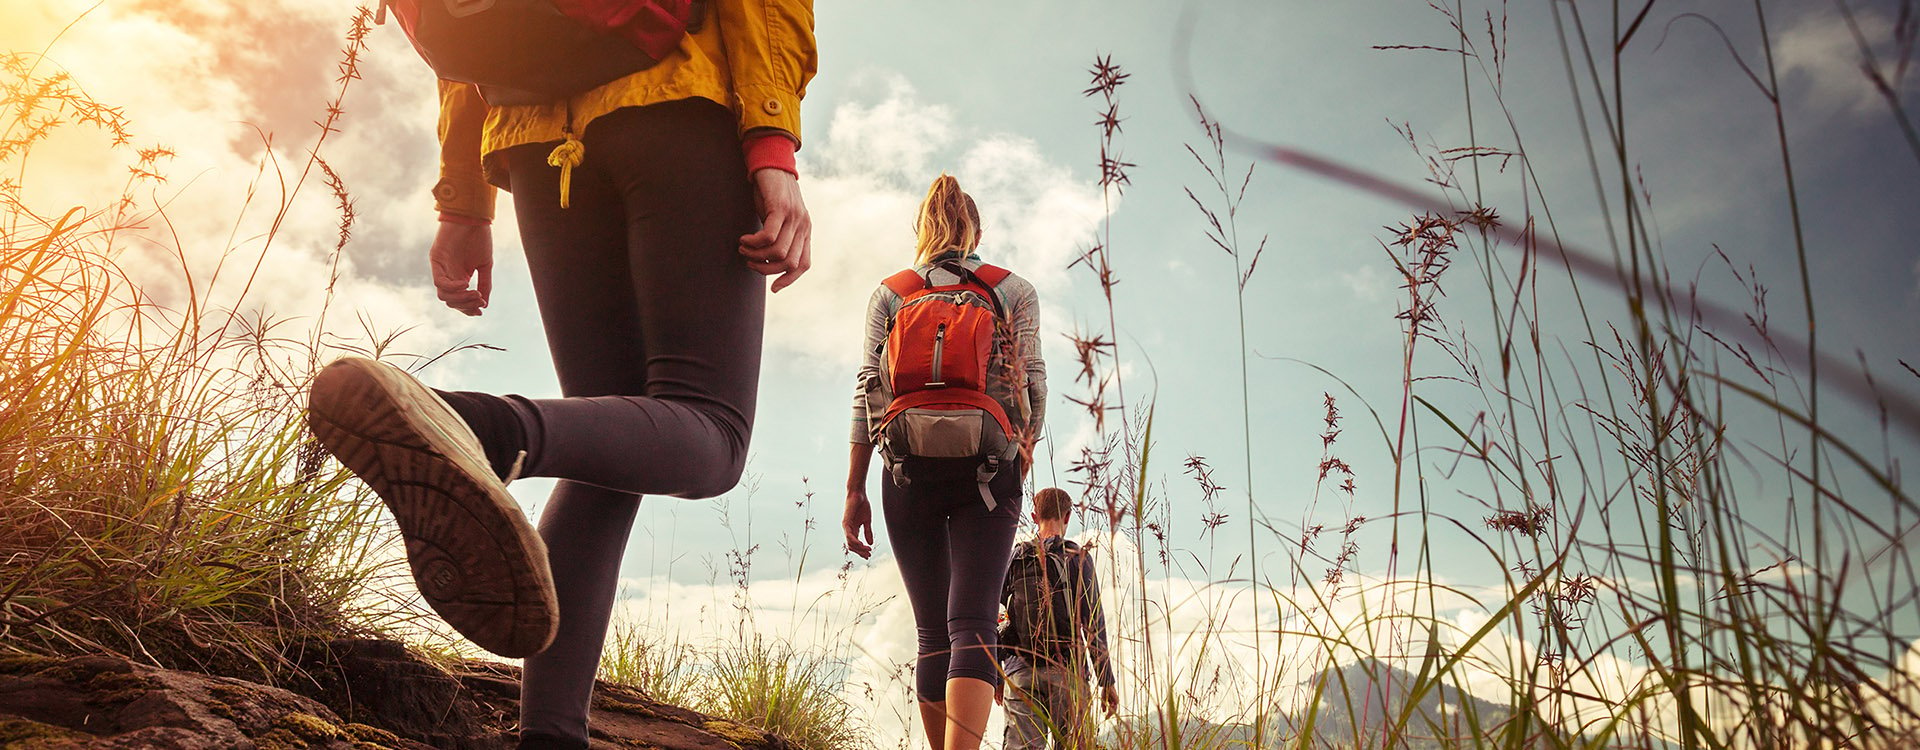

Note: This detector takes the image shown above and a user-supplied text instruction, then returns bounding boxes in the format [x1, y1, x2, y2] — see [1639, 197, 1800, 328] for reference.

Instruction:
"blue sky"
[7, 0, 1920, 738]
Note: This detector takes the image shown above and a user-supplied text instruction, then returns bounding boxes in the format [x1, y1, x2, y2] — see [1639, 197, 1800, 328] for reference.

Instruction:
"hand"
[1100, 684, 1119, 716]
[738, 168, 811, 293]
[430, 219, 494, 316]
[843, 488, 874, 559]
[994, 681, 1005, 706]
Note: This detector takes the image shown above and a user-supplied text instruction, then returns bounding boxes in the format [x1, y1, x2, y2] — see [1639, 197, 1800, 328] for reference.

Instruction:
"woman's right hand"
[738, 168, 811, 293]
[843, 488, 874, 559]
[430, 218, 494, 317]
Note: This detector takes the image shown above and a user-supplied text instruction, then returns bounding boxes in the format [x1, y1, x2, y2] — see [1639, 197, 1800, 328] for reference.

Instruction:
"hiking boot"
[306, 356, 558, 658]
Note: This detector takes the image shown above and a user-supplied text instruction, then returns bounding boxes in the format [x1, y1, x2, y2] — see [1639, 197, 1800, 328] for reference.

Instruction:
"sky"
[5, 0, 1920, 743]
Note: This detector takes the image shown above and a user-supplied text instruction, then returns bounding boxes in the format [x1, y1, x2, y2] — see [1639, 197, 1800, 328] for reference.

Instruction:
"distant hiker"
[843, 174, 1048, 750]
[305, 2, 816, 748]
[998, 486, 1118, 750]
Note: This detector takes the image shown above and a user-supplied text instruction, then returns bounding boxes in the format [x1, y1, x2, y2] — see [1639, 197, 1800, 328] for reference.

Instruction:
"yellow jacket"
[432, 0, 817, 220]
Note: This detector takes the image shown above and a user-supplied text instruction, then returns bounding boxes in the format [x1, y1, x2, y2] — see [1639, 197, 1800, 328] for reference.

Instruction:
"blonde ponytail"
[912, 174, 981, 266]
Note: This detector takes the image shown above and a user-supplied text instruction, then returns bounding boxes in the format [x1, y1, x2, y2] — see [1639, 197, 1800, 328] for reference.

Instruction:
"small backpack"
[1003, 538, 1082, 664]
[869, 260, 1017, 505]
[378, 0, 703, 106]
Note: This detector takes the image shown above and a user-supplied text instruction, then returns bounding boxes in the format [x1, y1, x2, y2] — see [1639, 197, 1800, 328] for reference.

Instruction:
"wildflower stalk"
[1181, 96, 1272, 732]
[1075, 54, 1161, 726]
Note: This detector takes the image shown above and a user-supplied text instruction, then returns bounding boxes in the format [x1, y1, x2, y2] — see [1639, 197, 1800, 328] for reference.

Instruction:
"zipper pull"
[929, 322, 948, 387]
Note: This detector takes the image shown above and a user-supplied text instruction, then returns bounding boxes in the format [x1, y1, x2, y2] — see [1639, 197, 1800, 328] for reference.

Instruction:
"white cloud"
[600, 526, 1575, 740]
[958, 135, 1103, 295]
[1776, 7, 1916, 118]
[769, 74, 1102, 374]
[1865, 640, 1920, 741]
[5, 0, 471, 364]
[1338, 263, 1390, 302]
[12, 9, 1101, 380]
[813, 71, 956, 180]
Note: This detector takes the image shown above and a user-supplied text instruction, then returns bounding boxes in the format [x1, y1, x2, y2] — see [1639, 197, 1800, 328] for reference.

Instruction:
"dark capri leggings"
[500, 99, 763, 742]
[882, 462, 1024, 701]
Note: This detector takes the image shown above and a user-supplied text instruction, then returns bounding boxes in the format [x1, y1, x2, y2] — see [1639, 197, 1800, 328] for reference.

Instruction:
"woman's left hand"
[739, 168, 812, 292]
[843, 488, 874, 559]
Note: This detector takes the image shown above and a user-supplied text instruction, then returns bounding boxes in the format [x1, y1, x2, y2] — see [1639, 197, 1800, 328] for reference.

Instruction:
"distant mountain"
[1102, 659, 1618, 749]
[1283, 659, 1524, 747]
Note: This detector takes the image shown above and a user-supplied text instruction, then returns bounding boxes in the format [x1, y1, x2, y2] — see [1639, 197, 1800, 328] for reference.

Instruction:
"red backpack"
[379, 0, 702, 106]
[869, 261, 1018, 505]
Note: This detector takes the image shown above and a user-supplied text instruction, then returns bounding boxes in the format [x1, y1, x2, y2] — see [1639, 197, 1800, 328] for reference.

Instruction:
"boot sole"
[306, 357, 558, 658]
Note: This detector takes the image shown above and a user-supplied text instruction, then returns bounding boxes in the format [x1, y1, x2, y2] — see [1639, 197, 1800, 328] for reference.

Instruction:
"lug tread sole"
[307, 357, 557, 658]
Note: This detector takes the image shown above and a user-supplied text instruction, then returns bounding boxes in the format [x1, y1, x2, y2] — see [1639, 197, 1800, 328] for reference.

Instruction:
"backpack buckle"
[974, 455, 1001, 511]
[887, 456, 911, 488]
[976, 454, 1001, 484]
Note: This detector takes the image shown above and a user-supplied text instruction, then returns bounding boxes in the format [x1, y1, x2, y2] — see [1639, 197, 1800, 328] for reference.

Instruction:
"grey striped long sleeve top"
[850, 254, 1047, 446]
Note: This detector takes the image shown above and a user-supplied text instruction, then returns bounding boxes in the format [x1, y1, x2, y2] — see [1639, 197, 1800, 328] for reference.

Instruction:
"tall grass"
[601, 622, 700, 706]
[706, 635, 868, 750]
[1050, 2, 1920, 748]
[0, 10, 423, 683]
[595, 479, 878, 750]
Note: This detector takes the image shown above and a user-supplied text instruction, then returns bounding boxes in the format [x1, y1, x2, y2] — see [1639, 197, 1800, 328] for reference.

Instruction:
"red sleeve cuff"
[743, 132, 798, 178]
[439, 211, 490, 226]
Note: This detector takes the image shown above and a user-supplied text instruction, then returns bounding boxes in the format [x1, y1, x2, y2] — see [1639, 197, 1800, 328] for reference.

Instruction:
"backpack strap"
[936, 260, 1010, 291]
[882, 268, 927, 297]
[968, 265, 1011, 321]
[931, 260, 1009, 320]
[973, 263, 1011, 288]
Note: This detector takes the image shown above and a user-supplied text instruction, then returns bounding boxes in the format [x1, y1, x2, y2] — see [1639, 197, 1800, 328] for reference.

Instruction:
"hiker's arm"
[720, 0, 815, 289]
[433, 80, 495, 222]
[1013, 281, 1047, 441]
[844, 286, 890, 559]
[1078, 554, 1117, 687]
[715, 0, 816, 144]
[851, 285, 892, 445]
[429, 80, 495, 316]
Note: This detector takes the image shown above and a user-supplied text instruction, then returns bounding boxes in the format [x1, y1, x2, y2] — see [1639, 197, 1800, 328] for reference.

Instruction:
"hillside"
[0, 639, 794, 750]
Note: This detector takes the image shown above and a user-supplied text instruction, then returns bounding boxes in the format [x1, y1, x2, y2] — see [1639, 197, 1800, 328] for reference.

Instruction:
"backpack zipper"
[928, 322, 948, 387]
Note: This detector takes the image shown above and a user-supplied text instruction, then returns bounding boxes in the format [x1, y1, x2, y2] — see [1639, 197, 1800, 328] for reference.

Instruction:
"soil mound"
[0, 640, 792, 750]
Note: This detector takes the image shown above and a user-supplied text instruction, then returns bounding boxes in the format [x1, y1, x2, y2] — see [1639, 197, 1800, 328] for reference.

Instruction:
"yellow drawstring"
[547, 134, 585, 209]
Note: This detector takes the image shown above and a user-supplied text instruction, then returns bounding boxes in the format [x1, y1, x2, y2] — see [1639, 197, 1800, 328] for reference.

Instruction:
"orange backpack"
[870, 261, 1017, 504]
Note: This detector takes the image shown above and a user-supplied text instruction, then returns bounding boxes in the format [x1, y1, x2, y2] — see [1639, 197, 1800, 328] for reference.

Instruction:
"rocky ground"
[0, 639, 793, 750]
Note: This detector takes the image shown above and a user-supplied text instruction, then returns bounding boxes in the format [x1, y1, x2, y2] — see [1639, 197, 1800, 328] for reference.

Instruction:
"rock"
[0, 643, 799, 750]
[0, 652, 388, 749]
[292, 639, 496, 749]
[292, 639, 800, 750]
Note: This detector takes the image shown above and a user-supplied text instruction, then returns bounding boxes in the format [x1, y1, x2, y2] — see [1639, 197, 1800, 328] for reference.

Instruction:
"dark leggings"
[502, 99, 763, 742]
[882, 464, 1024, 701]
